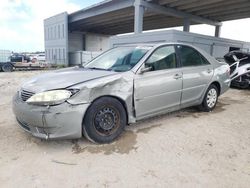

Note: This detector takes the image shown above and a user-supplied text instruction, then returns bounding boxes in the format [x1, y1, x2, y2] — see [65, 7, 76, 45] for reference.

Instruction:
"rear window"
[177, 45, 210, 67]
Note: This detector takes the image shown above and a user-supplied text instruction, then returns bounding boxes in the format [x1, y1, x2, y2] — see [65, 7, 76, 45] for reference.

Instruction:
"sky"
[0, 0, 250, 52]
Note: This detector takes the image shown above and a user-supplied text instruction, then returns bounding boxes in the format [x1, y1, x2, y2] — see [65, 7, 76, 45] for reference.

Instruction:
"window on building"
[44, 28, 47, 40]
[48, 28, 51, 40]
[229, 47, 240, 52]
[58, 25, 60, 38]
[54, 50, 57, 60]
[54, 26, 57, 39]
[47, 28, 49, 40]
[62, 24, 65, 38]
[47, 49, 50, 60]
[58, 49, 61, 60]
[51, 27, 53, 39]
[50, 27, 52, 40]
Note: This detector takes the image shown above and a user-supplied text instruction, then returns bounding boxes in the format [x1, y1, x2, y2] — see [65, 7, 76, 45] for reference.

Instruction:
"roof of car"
[115, 42, 199, 49]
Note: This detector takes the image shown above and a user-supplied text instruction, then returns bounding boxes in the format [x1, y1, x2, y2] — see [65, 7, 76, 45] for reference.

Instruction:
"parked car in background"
[224, 51, 250, 89]
[0, 53, 48, 72]
[13, 43, 231, 143]
[11, 54, 31, 63]
[37, 54, 45, 62]
[31, 53, 46, 62]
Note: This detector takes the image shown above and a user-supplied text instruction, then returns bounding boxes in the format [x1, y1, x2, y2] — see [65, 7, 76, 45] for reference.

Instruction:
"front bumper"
[12, 93, 90, 139]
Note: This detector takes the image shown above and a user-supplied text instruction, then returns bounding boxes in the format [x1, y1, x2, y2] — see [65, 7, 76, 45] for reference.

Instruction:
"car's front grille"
[20, 89, 35, 102]
[17, 118, 31, 132]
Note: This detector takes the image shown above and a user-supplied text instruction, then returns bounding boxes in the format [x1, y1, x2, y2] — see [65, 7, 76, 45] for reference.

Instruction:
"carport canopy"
[68, 0, 250, 37]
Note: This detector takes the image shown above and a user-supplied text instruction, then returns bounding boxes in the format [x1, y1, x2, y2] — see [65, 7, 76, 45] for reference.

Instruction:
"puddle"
[239, 89, 250, 96]
[136, 123, 162, 134]
[220, 97, 244, 104]
[172, 108, 205, 119]
[72, 130, 138, 155]
[212, 101, 229, 113]
[212, 96, 245, 113]
[71, 94, 246, 155]
[173, 100, 231, 117]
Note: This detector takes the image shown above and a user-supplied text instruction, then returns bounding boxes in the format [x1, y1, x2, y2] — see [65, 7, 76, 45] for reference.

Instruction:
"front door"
[134, 45, 183, 120]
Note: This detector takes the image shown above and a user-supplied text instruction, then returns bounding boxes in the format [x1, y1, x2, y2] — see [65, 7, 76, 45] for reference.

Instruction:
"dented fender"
[67, 71, 136, 123]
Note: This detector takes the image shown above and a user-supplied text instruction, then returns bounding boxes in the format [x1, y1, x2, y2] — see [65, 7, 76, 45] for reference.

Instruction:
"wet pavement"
[0, 71, 250, 187]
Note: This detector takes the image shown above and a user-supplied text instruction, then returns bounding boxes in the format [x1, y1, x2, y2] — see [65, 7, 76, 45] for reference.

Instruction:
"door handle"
[173, 73, 182, 80]
[207, 69, 213, 73]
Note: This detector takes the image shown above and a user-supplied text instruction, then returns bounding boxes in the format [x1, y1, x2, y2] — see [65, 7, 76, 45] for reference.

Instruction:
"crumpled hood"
[21, 67, 117, 93]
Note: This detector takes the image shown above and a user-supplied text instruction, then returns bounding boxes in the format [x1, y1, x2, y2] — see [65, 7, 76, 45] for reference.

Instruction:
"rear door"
[134, 45, 183, 120]
[176, 45, 213, 107]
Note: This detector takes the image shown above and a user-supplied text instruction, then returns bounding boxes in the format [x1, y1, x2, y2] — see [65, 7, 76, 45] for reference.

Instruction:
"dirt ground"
[0, 71, 249, 188]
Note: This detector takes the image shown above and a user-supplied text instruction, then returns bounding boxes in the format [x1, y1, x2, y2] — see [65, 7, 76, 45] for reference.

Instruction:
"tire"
[238, 81, 249, 89]
[83, 97, 127, 144]
[199, 84, 219, 112]
[231, 80, 249, 89]
[2, 63, 13, 72]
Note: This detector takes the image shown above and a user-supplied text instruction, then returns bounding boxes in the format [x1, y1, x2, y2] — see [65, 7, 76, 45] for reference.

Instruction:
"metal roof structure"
[68, 0, 250, 36]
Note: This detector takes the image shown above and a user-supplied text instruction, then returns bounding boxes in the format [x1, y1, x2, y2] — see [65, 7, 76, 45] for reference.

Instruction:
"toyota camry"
[13, 43, 231, 143]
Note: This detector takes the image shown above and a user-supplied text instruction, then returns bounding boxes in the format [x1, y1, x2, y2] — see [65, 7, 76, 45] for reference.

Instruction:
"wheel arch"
[83, 95, 129, 124]
[210, 81, 221, 96]
[2, 62, 14, 72]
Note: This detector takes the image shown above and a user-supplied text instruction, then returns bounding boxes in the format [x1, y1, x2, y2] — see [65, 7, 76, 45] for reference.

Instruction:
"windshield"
[85, 46, 151, 72]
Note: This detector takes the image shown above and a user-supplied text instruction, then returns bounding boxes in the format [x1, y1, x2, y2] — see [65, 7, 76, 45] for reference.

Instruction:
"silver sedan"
[13, 43, 231, 143]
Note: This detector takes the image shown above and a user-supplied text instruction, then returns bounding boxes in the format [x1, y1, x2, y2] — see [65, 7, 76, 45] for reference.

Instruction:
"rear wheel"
[2, 63, 13, 72]
[199, 84, 219, 112]
[231, 77, 249, 89]
[83, 97, 127, 143]
[238, 80, 249, 89]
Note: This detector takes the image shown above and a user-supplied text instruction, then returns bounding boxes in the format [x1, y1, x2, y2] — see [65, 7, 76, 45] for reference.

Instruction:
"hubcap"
[206, 88, 217, 108]
[94, 106, 120, 136]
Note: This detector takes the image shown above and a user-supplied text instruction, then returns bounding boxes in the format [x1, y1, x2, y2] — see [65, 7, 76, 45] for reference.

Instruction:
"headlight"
[26, 90, 73, 105]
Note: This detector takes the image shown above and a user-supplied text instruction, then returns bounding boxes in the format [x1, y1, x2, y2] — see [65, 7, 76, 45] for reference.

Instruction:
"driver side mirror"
[140, 64, 152, 74]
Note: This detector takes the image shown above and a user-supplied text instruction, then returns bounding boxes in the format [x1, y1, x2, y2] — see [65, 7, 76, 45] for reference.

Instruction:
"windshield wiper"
[86, 67, 112, 71]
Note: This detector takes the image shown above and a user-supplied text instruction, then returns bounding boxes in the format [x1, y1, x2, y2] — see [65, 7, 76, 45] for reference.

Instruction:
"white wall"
[44, 12, 68, 65]
[110, 30, 250, 58]
[68, 32, 84, 52]
[85, 33, 110, 51]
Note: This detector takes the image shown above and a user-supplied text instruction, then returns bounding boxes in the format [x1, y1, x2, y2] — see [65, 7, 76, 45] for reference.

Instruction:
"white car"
[31, 54, 45, 62]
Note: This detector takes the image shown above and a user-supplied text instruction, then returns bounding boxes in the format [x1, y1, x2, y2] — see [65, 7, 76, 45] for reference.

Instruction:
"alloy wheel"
[206, 88, 217, 108]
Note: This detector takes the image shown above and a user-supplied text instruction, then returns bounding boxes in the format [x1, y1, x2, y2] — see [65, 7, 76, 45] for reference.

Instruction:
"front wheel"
[2, 63, 14, 72]
[199, 84, 219, 112]
[83, 97, 127, 144]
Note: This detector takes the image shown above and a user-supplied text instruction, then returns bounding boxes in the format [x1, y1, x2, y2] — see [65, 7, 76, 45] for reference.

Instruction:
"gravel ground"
[0, 71, 249, 188]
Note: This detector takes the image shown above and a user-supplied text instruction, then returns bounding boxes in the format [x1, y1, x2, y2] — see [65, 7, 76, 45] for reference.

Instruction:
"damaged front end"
[224, 51, 250, 89]
[12, 70, 136, 140]
[67, 71, 136, 123]
[12, 90, 89, 139]
[12, 45, 150, 141]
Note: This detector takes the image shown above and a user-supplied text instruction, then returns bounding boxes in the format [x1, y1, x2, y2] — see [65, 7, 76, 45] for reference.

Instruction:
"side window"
[178, 45, 209, 67]
[200, 55, 210, 65]
[145, 46, 177, 71]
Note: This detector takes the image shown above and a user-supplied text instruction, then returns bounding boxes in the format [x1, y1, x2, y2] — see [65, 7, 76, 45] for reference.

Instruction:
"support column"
[215, 25, 221, 37]
[134, 0, 144, 34]
[183, 18, 190, 32]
